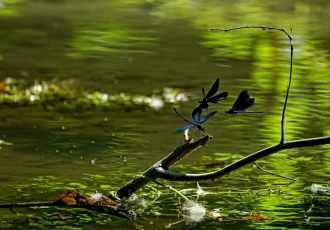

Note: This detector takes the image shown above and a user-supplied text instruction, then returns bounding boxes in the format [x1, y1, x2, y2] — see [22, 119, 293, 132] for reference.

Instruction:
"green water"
[1, 0, 330, 229]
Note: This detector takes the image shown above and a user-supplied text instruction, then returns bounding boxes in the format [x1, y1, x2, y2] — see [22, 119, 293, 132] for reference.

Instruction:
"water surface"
[1, 0, 330, 229]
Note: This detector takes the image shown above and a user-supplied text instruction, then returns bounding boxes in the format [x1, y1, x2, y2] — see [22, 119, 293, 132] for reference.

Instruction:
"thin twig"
[0, 201, 57, 209]
[281, 28, 293, 145]
[254, 162, 296, 186]
[0, 201, 57, 214]
[211, 26, 293, 144]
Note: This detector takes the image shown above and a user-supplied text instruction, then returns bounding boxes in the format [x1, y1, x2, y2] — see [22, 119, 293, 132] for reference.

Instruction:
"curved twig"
[211, 26, 293, 144]
[281, 28, 293, 144]
[253, 162, 296, 186]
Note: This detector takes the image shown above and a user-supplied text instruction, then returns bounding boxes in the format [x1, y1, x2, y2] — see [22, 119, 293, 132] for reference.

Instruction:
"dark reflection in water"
[1, 0, 330, 229]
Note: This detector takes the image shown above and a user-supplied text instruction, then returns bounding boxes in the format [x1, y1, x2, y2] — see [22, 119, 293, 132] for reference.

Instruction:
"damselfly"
[198, 78, 228, 110]
[174, 107, 218, 133]
[225, 89, 263, 116]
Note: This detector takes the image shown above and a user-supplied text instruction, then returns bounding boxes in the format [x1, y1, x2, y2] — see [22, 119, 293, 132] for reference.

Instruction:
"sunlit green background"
[1, 0, 330, 229]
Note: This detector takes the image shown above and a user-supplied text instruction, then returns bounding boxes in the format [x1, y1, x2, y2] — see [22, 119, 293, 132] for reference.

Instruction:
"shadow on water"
[1, 0, 330, 229]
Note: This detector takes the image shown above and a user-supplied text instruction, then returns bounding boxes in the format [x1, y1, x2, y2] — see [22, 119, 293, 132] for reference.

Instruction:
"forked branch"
[115, 26, 330, 199]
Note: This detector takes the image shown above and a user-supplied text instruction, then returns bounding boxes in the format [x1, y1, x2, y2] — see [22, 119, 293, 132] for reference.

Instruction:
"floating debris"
[181, 199, 206, 227]
[310, 184, 330, 194]
[0, 78, 190, 111]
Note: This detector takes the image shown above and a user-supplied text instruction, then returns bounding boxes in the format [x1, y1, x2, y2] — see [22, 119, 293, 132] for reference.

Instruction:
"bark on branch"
[152, 136, 330, 181]
[116, 135, 212, 199]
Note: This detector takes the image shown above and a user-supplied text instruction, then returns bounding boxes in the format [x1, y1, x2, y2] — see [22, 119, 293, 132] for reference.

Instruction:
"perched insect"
[225, 89, 263, 116]
[198, 78, 228, 110]
[192, 78, 228, 118]
[173, 107, 218, 133]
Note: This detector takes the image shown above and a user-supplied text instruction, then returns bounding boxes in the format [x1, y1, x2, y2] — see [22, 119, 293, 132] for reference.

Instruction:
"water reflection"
[1, 0, 330, 229]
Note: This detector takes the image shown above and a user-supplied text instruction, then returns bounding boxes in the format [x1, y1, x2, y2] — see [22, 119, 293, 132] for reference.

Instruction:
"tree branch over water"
[152, 136, 330, 181]
[116, 26, 330, 199]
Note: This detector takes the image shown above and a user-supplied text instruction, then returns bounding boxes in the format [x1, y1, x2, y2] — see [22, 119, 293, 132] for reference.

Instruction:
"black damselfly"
[225, 89, 263, 116]
[198, 78, 228, 110]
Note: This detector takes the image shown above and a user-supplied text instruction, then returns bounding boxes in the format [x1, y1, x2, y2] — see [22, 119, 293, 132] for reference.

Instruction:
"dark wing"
[205, 78, 220, 99]
[200, 110, 218, 124]
[175, 124, 196, 133]
[207, 92, 228, 103]
[173, 107, 195, 125]
[234, 98, 255, 111]
[232, 89, 250, 110]
[192, 107, 202, 124]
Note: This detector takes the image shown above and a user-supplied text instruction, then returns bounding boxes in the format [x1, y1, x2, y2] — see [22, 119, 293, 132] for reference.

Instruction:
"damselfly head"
[225, 109, 237, 117]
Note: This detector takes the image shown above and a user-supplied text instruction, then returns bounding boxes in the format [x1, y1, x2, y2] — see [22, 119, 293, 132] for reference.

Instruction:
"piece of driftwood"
[0, 190, 132, 219]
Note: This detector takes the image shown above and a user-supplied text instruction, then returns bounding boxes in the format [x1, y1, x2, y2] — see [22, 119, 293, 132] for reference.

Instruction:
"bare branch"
[211, 26, 293, 144]
[152, 136, 330, 181]
[114, 26, 322, 198]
